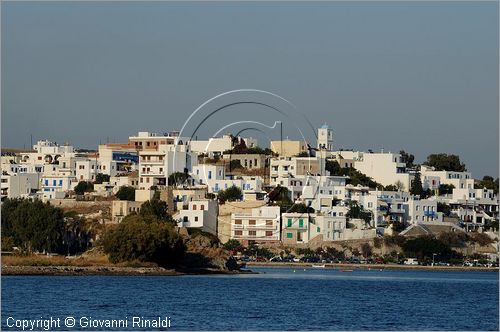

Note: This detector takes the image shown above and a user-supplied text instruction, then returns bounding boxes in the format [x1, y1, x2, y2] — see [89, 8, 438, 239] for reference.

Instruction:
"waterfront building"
[231, 206, 281, 245]
[175, 199, 218, 235]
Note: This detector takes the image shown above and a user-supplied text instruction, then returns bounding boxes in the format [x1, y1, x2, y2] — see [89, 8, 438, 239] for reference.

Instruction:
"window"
[235, 219, 242, 225]
[287, 219, 292, 227]
[194, 216, 198, 222]
[286, 232, 293, 239]
[193, 204, 197, 210]
[208, 171, 212, 179]
[59, 180, 63, 186]
[249, 230, 256, 237]
[317, 227, 320, 232]
[266, 220, 273, 226]
[235, 230, 242, 236]
[266, 231, 273, 237]
[200, 205, 204, 210]
[249, 220, 256, 225]
[299, 219, 304, 228]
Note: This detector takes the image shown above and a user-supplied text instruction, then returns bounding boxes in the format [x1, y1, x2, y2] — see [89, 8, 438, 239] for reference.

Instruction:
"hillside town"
[1, 124, 499, 266]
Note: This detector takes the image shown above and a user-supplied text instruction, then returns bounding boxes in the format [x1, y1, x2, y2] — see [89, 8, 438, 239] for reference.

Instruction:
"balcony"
[424, 211, 436, 217]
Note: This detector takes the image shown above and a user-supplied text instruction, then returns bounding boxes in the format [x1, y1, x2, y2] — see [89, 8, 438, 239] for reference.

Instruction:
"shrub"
[1, 198, 65, 253]
[217, 186, 242, 202]
[223, 239, 243, 252]
[383, 234, 406, 247]
[115, 186, 135, 201]
[469, 232, 494, 247]
[361, 243, 373, 258]
[139, 199, 171, 222]
[74, 181, 94, 195]
[102, 214, 185, 266]
[438, 231, 468, 248]
[94, 173, 110, 184]
[402, 236, 451, 260]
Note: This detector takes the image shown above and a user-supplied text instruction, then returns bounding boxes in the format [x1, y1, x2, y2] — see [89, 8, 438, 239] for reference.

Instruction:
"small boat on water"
[312, 264, 326, 268]
[340, 269, 353, 272]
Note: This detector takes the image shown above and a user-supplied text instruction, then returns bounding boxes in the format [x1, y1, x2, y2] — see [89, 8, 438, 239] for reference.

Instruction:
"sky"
[1, 1, 498, 177]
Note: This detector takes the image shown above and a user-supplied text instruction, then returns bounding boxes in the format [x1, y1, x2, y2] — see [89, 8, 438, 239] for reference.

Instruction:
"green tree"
[437, 202, 451, 216]
[438, 184, 455, 195]
[267, 186, 293, 212]
[168, 172, 191, 186]
[384, 184, 398, 191]
[115, 186, 135, 201]
[229, 159, 243, 170]
[325, 160, 343, 176]
[94, 173, 110, 184]
[223, 239, 243, 252]
[423, 153, 466, 172]
[102, 214, 185, 266]
[74, 181, 94, 195]
[346, 201, 372, 225]
[399, 150, 415, 168]
[1, 199, 65, 253]
[402, 236, 451, 260]
[360, 243, 373, 258]
[475, 176, 499, 194]
[410, 173, 424, 197]
[217, 185, 242, 202]
[139, 199, 171, 222]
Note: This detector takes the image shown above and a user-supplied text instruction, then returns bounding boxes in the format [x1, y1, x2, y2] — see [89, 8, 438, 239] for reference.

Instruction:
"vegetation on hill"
[1, 199, 93, 255]
[168, 171, 191, 186]
[475, 176, 499, 194]
[217, 185, 242, 202]
[94, 173, 110, 184]
[345, 201, 372, 225]
[423, 153, 466, 172]
[325, 160, 382, 189]
[102, 214, 185, 266]
[115, 186, 135, 201]
[74, 181, 94, 195]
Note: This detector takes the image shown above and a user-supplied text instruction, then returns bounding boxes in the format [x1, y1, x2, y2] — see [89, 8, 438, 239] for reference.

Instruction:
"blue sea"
[2, 267, 499, 330]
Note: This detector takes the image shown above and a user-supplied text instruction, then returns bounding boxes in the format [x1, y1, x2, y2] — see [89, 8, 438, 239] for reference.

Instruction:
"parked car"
[404, 258, 419, 265]
[270, 256, 282, 262]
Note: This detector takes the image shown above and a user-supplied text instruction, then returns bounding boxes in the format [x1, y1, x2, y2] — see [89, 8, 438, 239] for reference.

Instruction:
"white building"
[445, 188, 499, 228]
[354, 152, 413, 190]
[139, 143, 197, 190]
[231, 206, 281, 244]
[281, 212, 346, 244]
[406, 197, 442, 224]
[420, 165, 474, 190]
[191, 164, 263, 194]
[175, 199, 218, 235]
[1, 172, 40, 201]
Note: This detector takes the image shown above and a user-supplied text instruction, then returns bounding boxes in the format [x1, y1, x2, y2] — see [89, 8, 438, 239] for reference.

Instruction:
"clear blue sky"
[2, 2, 498, 177]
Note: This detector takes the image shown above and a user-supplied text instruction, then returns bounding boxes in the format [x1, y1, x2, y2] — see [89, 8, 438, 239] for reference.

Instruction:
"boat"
[340, 269, 353, 272]
[311, 264, 325, 268]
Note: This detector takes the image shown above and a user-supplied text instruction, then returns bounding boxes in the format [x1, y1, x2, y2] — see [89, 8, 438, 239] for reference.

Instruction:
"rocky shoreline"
[1, 265, 254, 276]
